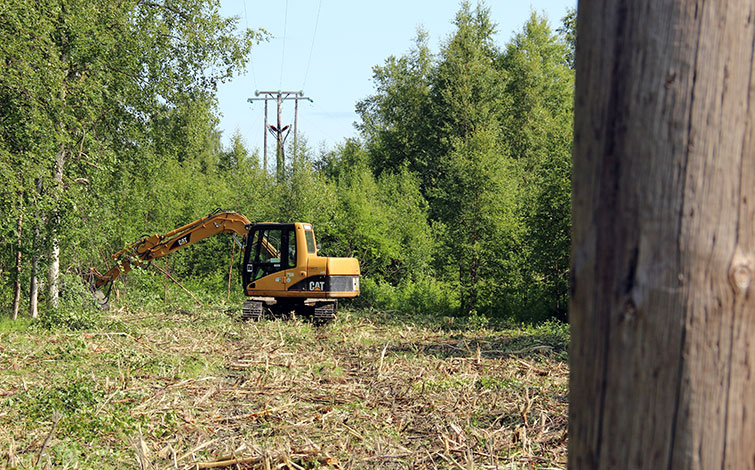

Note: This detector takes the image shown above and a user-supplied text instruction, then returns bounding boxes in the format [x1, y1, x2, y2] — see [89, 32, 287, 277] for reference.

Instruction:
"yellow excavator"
[89, 210, 360, 322]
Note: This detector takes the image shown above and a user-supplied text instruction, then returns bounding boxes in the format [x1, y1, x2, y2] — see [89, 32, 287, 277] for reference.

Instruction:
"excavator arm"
[90, 210, 251, 288]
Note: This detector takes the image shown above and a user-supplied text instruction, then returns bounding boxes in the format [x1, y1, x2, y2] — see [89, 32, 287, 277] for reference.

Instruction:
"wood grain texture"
[570, 1, 755, 469]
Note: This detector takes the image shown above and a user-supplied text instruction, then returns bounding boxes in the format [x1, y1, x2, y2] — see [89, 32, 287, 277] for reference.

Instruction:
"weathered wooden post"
[570, 1, 755, 468]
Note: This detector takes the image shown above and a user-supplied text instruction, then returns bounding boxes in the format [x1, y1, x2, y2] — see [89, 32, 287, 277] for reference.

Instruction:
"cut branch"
[151, 262, 202, 307]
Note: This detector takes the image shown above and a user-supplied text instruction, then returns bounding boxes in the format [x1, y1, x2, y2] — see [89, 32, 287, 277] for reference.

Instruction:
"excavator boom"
[90, 211, 251, 288]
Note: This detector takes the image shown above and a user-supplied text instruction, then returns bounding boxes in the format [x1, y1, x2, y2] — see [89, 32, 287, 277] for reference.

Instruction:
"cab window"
[287, 229, 296, 267]
[305, 230, 316, 254]
[254, 229, 281, 264]
[252, 229, 282, 280]
[249, 228, 298, 281]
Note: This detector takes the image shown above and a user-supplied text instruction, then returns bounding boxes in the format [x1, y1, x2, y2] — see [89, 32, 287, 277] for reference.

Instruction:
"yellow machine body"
[240, 222, 360, 298]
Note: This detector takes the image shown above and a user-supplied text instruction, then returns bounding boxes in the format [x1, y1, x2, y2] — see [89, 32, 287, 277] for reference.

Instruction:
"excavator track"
[240, 298, 337, 324]
[241, 299, 263, 321]
[312, 300, 337, 324]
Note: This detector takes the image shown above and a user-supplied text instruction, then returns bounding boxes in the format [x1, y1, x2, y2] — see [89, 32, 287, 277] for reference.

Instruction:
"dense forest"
[0, 0, 575, 325]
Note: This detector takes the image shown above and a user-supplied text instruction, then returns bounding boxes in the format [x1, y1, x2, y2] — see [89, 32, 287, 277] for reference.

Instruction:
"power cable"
[302, 0, 323, 89]
[243, 0, 257, 90]
[279, 0, 289, 89]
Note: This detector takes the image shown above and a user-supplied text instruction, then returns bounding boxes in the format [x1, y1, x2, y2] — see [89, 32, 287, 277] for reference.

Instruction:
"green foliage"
[11, 377, 140, 444]
[0, 0, 261, 316]
[0, 316, 33, 333]
[355, 3, 574, 322]
[356, 277, 459, 317]
[276, 141, 339, 228]
[356, 29, 435, 182]
[38, 273, 101, 330]
[24, 380, 100, 419]
[466, 310, 490, 330]
[322, 153, 433, 283]
[557, 8, 577, 69]
[500, 12, 574, 322]
[1, 1, 575, 326]
[423, 3, 517, 317]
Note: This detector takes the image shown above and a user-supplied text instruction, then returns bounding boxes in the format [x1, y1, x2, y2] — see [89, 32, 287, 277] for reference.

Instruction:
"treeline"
[0, 1, 575, 324]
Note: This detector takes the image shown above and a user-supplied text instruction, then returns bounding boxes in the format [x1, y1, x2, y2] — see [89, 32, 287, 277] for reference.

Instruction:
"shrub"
[38, 273, 101, 330]
[356, 277, 458, 317]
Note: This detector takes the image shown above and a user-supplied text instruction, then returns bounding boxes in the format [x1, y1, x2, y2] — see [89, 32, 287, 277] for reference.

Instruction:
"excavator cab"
[245, 226, 289, 281]
[241, 223, 360, 295]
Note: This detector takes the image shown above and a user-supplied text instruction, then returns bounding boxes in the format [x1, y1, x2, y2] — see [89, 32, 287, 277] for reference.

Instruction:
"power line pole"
[263, 99, 268, 174]
[247, 90, 312, 181]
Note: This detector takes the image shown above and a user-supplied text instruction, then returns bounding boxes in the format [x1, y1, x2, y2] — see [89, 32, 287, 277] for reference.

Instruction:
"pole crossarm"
[247, 90, 313, 103]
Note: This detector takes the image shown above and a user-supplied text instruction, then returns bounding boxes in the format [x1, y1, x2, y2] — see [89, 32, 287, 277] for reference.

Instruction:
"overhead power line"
[242, 0, 257, 90]
[279, 0, 289, 89]
[302, 0, 323, 88]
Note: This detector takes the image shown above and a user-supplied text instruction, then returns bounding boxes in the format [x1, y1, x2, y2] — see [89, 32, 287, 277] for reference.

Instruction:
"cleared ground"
[0, 307, 568, 469]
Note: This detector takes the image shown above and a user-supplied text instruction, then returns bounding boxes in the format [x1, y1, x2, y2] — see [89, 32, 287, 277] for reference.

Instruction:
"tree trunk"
[468, 256, 478, 315]
[47, 237, 60, 308]
[12, 209, 23, 320]
[570, 2, 755, 469]
[47, 143, 65, 309]
[29, 180, 42, 319]
[29, 229, 40, 319]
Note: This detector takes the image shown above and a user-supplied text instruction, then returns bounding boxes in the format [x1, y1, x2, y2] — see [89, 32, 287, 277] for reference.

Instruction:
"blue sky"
[216, 1, 576, 156]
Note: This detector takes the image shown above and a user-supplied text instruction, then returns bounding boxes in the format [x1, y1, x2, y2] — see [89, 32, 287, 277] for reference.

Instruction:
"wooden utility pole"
[263, 99, 268, 174]
[247, 90, 312, 181]
[275, 92, 284, 180]
[570, 2, 755, 469]
[294, 97, 299, 168]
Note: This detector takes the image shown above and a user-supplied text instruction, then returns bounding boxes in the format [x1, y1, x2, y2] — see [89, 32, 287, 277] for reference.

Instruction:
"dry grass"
[0, 307, 568, 469]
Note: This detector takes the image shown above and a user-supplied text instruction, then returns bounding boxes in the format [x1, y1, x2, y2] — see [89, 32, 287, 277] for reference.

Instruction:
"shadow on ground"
[343, 308, 569, 362]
